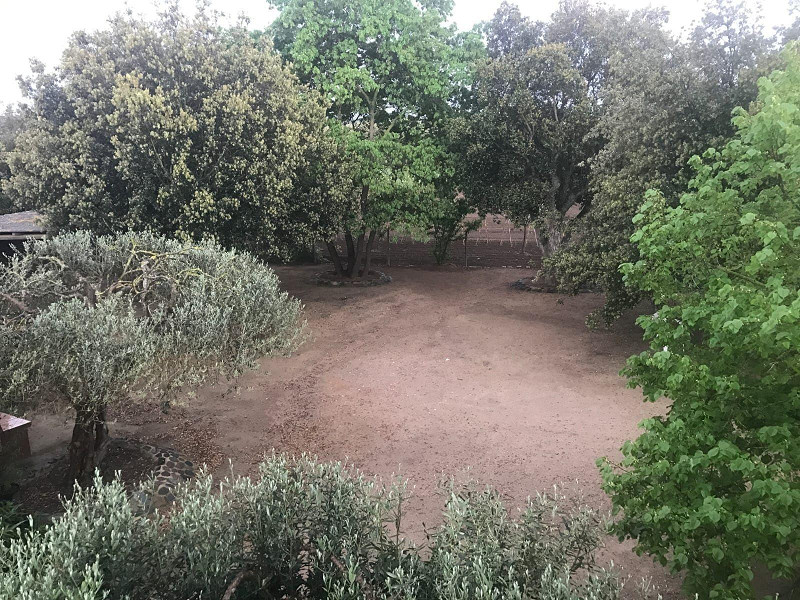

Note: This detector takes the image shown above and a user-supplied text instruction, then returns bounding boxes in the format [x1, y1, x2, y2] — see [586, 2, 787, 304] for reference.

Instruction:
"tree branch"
[221, 569, 256, 600]
[0, 292, 33, 315]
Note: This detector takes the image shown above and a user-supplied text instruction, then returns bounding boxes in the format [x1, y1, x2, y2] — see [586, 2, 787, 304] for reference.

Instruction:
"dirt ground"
[22, 265, 681, 597]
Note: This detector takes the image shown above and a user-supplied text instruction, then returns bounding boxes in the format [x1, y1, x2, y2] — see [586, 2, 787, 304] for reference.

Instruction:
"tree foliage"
[0, 107, 24, 215]
[455, 1, 665, 262]
[0, 231, 304, 482]
[544, 0, 772, 326]
[1, 5, 351, 261]
[0, 455, 639, 600]
[456, 38, 593, 258]
[600, 46, 800, 598]
[270, 0, 482, 276]
[423, 194, 481, 265]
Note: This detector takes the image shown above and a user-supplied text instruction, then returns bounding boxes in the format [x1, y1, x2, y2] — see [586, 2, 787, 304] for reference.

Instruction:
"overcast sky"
[0, 0, 793, 107]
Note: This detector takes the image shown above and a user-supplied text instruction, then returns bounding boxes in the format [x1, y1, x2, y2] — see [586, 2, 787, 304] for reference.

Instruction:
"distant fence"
[318, 214, 541, 269]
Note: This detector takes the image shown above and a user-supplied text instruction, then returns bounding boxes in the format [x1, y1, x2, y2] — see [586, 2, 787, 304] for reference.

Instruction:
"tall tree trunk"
[347, 233, 365, 277]
[326, 242, 344, 276]
[386, 226, 391, 267]
[530, 226, 562, 291]
[360, 230, 377, 277]
[67, 405, 109, 485]
[345, 232, 356, 269]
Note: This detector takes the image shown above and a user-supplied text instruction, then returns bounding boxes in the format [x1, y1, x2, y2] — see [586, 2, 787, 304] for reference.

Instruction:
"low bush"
[0, 455, 644, 600]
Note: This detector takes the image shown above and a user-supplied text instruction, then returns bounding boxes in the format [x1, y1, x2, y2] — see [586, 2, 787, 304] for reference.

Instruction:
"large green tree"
[544, 0, 771, 326]
[269, 0, 481, 277]
[600, 47, 800, 598]
[456, 2, 664, 266]
[0, 231, 304, 483]
[1, 5, 352, 261]
[456, 36, 593, 261]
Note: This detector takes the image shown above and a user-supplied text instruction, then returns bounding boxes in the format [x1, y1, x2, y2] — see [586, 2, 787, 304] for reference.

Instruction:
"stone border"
[510, 278, 599, 293]
[115, 438, 196, 512]
[510, 278, 558, 293]
[314, 270, 392, 287]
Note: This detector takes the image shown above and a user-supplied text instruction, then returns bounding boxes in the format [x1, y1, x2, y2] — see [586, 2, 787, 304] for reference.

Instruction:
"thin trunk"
[386, 226, 391, 267]
[522, 225, 527, 253]
[67, 405, 109, 485]
[360, 230, 377, 277]
[326, 242, 344, 276]
[345, 232, 356, 268]
[464, 231, 469, 267]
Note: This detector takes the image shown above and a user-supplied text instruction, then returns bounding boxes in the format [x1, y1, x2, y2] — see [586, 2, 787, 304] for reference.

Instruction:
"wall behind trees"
[321, 215, 542, 269]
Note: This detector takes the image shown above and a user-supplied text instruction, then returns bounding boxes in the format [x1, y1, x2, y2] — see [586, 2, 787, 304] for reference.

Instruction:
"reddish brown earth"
[24, 265, 681, 597]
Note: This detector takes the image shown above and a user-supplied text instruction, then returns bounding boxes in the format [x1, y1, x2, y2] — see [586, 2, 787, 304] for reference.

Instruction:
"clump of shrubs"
[0, 455, 641, 600]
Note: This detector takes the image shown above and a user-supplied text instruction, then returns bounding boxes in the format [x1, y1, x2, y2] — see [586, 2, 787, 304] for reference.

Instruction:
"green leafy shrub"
[0, 231, 304, 483]
[600, 45, 800, 598]
[0, 455, 638, 600]
[423, 195, 481, 265]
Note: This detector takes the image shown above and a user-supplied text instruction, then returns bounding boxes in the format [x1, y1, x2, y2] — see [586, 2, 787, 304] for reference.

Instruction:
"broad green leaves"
[601, 46, 800, 598]
[269, 0, 482, 235]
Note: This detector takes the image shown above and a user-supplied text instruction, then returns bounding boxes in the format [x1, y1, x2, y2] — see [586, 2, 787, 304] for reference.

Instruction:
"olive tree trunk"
[67, 405, 109, 484]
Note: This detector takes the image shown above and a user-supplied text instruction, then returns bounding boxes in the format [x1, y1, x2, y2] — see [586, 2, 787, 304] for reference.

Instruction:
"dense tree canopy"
[1, 1, 798, 596]
[0, 231, 304, 482]
[1, 5, 352, 261]
[454, 2, 668, 263]
[600, 46, 800, 598]
[270, 0, 482, 276]
[0, 107, 23, 214]
[544, 0, 772, 325]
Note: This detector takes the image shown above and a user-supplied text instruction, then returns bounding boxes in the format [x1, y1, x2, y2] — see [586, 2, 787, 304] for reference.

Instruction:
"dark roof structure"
[0, 211, 47, 241]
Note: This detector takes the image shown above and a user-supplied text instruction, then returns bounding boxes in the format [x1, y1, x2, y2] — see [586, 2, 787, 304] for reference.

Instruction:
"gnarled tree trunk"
[67, 405, 109, 485]
[326, 241, 345, 276]
[326, 183, 380, 278]
[326, 228, 379, 279]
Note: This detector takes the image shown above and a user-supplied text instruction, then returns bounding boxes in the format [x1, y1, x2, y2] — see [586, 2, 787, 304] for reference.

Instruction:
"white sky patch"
[0, 0, 793, 107]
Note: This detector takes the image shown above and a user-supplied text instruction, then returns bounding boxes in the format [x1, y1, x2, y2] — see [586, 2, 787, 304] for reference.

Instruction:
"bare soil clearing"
[23, 265, 680, 597]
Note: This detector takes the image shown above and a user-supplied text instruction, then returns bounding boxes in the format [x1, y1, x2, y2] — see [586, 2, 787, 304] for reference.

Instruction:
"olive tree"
[0, 231, 304, 483]
[2, 4, 352, 261]
[0, 455, 637, 600]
